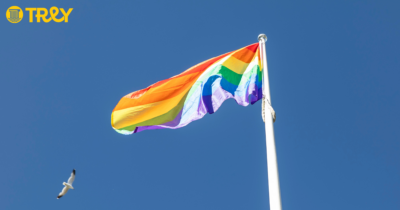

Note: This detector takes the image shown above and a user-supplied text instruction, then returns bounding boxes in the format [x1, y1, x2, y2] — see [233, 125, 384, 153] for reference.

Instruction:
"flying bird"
[57, 169, 75, 199]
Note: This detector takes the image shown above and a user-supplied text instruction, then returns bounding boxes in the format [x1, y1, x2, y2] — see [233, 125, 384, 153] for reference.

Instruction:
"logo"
[6, 6, 23, 23]
[6, 6, 73, 23]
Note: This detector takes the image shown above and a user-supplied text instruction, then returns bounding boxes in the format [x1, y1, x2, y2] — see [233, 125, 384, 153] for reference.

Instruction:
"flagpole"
[258, 34, 282, 210]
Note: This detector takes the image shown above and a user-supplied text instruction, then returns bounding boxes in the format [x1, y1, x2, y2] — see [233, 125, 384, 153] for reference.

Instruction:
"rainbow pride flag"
[111, 43, 263, 134]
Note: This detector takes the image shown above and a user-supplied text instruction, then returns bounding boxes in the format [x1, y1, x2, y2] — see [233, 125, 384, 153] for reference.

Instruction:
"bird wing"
[67, 169, 75, 184]
[57, 186, 69, 199]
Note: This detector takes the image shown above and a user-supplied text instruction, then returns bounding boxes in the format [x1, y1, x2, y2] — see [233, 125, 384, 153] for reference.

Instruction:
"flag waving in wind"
[111, 43, 263, 134]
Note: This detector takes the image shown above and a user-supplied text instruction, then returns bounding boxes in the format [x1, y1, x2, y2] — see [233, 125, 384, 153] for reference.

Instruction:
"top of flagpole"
[258, 34, 267, 42]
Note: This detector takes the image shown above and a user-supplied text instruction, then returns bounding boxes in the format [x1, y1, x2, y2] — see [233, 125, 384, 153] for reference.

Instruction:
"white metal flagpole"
[258, 34, 282, 210]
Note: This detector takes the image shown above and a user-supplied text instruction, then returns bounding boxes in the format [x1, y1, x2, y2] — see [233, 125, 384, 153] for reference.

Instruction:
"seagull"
[57, 169, 75, 199]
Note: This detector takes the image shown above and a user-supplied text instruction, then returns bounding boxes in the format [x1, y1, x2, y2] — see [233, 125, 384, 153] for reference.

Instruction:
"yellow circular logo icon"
[6, 6, 23, 23]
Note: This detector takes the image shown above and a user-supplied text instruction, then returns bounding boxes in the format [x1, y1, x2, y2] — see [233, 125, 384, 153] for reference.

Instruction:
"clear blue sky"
[1, 0, 399, 209]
